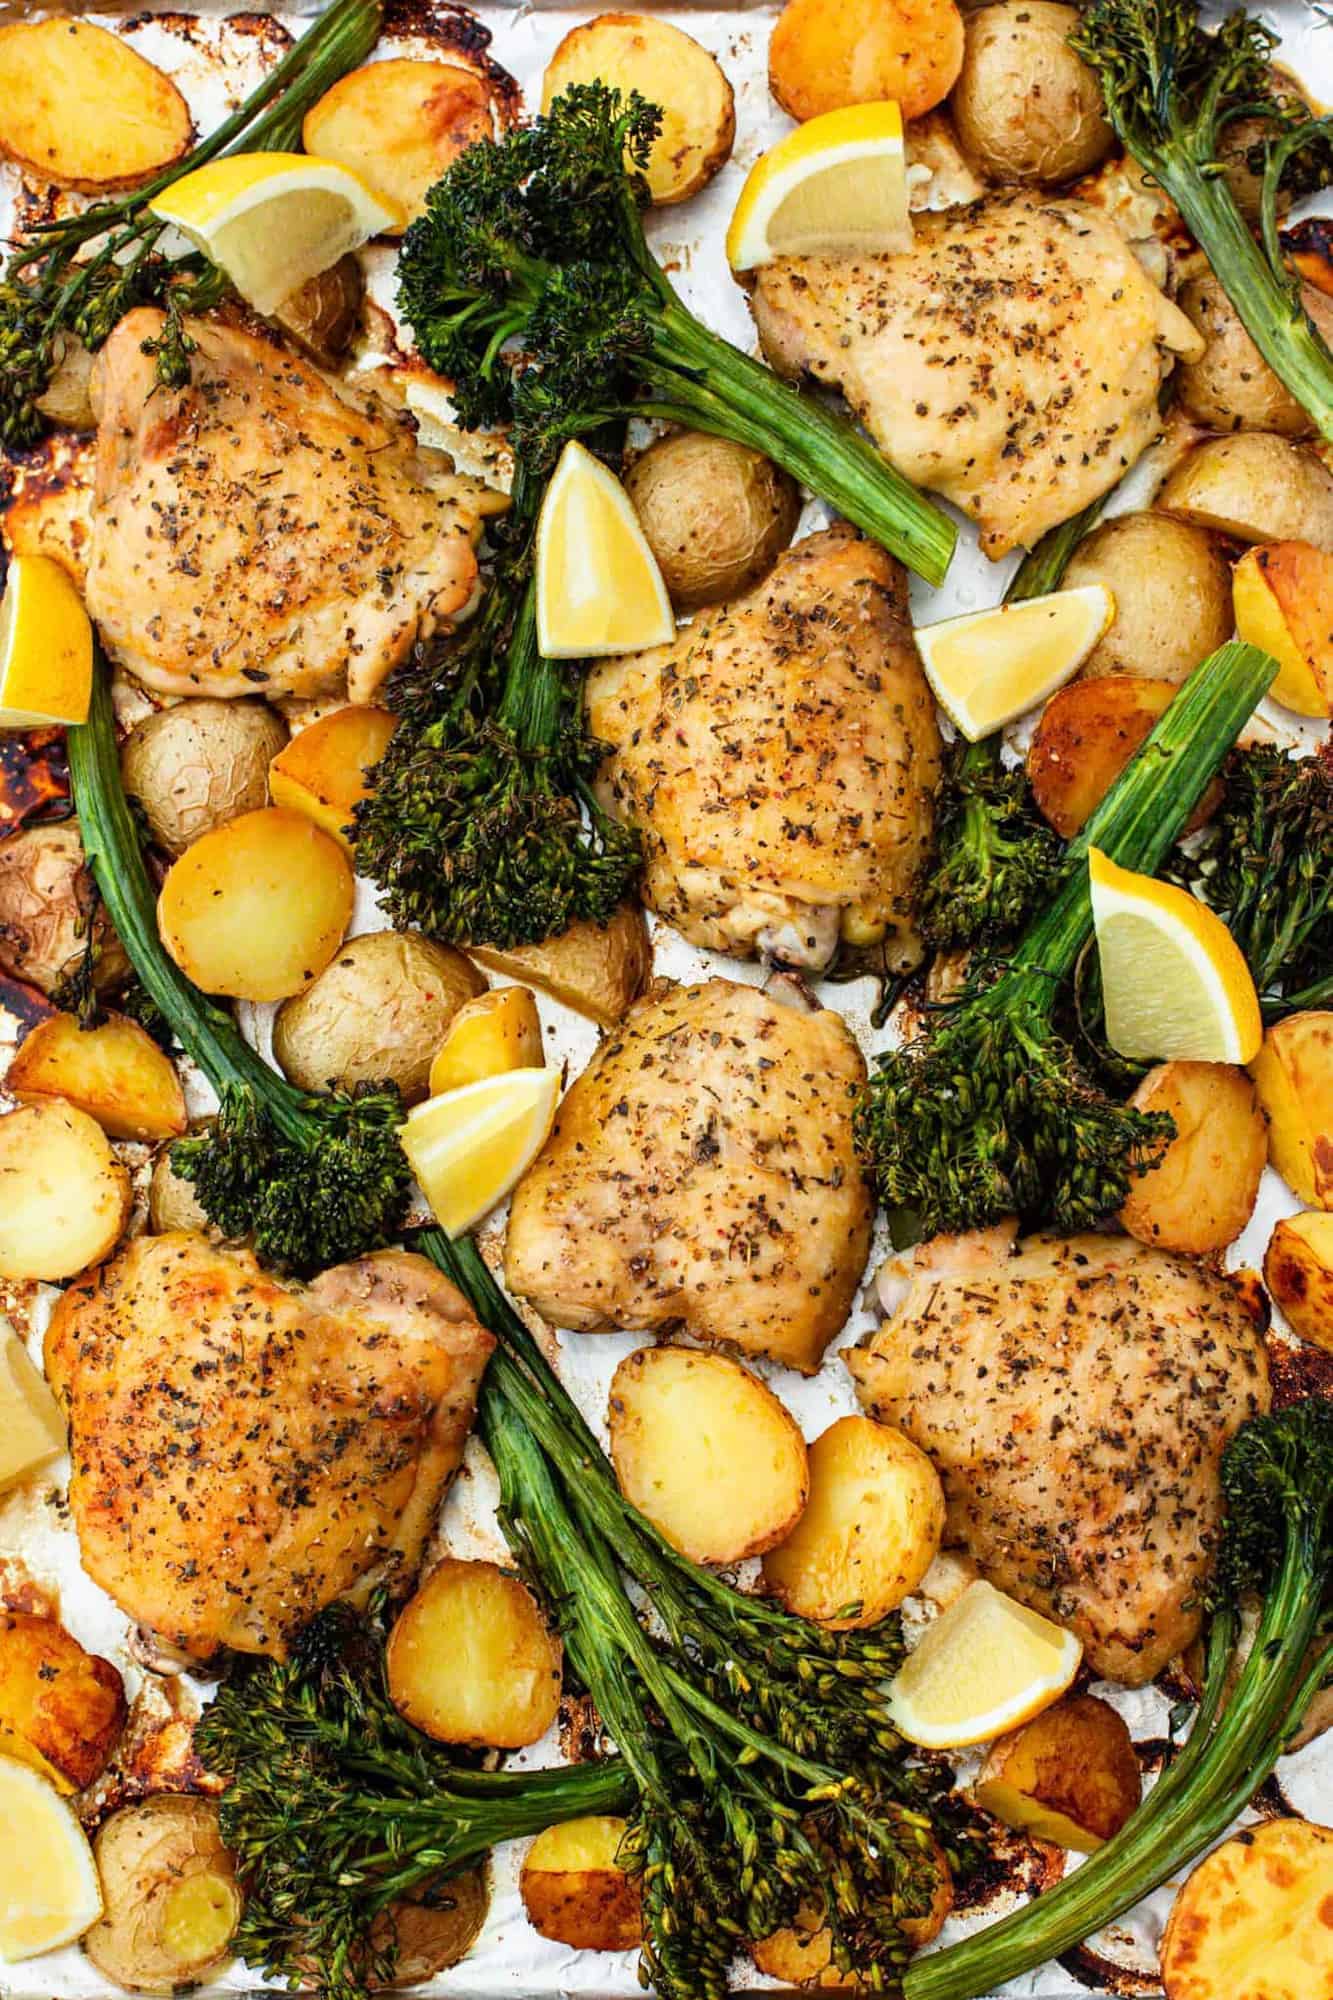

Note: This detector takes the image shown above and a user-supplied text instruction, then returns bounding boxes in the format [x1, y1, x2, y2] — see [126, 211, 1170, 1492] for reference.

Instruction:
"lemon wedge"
[914, 584, 1115, 741]
[1088, 848, 1263, 1064]
[535, 440, 674, 658]
[0, 555, 92, 728]
[400, 1067, 560, 1238]
[886, 1582, 1082, 1749]
[0, 1756, 102, 1960]
[726, 103, 912, 270]
[150, 153, 402, 317]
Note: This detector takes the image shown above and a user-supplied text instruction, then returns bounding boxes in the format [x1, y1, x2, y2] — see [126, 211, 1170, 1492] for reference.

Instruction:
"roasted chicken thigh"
[45, 1233, 494, 1660]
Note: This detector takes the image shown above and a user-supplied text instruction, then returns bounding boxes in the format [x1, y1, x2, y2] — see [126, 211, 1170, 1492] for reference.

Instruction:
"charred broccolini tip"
[396, 82, 956, 585]
[858, 642, 1278, 1238]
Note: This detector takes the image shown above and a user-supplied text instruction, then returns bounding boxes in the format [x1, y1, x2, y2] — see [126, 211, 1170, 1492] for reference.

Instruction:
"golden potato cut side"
[7, 1011, 187, 1143]
[387, 1559, 563, 1749]
[521, 1816, 642, 1951]
[0, 1101, 131, 1282]
[302, 59, 496, 232]
[0, 21, 192, 191]
[608, 1345, 809, 1564]
[971, 1693, 1141, 1853]
[768, 0, 964, 123]
[542, 15, 734, 204]
[1118, 1062, 1267, 1256]
[1265, 1211, 1333, 1350]
[1159, 1818, 1333, 2000]
[468, 905, 651, 1027]
[1250, 1010, 1333, 1207]
[0, 1611, 126, 1794]
[268, 705, 397, 853]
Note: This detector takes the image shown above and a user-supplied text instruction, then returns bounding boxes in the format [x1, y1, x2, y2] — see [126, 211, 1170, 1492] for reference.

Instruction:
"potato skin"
[1176, 271, 1333, 438]
[1265, 1212, 1333, 1350]
[769, 0, 964, 123]
[86, 1796, 241, 1996]
[972, 1693, 1141, 1853]
[387, 1558, 563, 1750]
[122, 698, 288, 857]
[273, 929, 486, 1104]
[521, 1817, 641, 1952]
[148, 1133, 217, 1238]
[1118, 1063, 1267, 1255]
[1062, 513, 1233, 685]
[543, 16, 734, 205]
[952, 2, 1113, 186]
[0, 821, 127, 995]
[0, 1611, 126, 1794]
[1249, 1011, 1333, 1207]
[1159, 433, 1333, 550]
[468, 905, 651, 1027]
[271, 254, 365, 368]
[625, 433, 800, 611]
[1160, 1818, 1333, 2000]
[372, 1871, 489, 1985]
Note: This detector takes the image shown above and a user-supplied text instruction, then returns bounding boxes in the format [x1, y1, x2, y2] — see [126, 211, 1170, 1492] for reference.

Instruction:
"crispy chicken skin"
[849, 1227, 1270, 1683]
[748, 194, 1205, 557]
[44, 1233, 495, 1661]
[586, 529, 941, 972]
[505, 978, 872, 1373]
[85, 309, 482, 702]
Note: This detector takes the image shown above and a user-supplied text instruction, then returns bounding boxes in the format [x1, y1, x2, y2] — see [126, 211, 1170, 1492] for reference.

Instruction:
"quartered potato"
[0, 21, 192, 191]
[1118, 1062, 1267, 1256]
[1232, 541, 1333, 717]
[521, 1817, 642, 1952]
[1159, 433, 1333, 549]
[303, 59, 496, 231]
[387, 1559, 563, 1750]
[468, 905, 651, 1027]
[1160, 1818, 1333, 2000]
[85, 1797, 242, 1996]
[7, 1012, 187, 1143]
[0, 1612, 126, 1794]
[1265, 1211, 1333, 1350]
[1250, 1010, 1333, 1207]
[429, 986, 543, 1096]
[268, 705, 398, 853]
[971, 1693, 1141, 1853]
[543, 16, 735, 204]
[0, 1102, 132, 1282]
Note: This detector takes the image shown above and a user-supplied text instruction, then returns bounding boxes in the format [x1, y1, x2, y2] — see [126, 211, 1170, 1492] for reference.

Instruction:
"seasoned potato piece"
[608, 1346, 809, 1564]
[1159, 433, 1333, 549]
[0, 21, 192, 192]
[1029, 678, 1168, 838]
[1062, 514, 1234, 686]
[271, 255, 365, 369]
[761, 1415, 944, 1628]
[1232, 541, 1333, 717]
[1250, 1011, 1333, 1207]
[34, 333, 96, 432]
[1265, 1211, 1333, 1351]
[971, 1693, 1140, 1853]
[121, 698, 289, 857]
[468, 905, 651, 1027]
[543, 16, 734, 204]
[273, 930, 485, 1105]
[1176, 271, 1333, 439]
[0, 1324, 66, 1493]
[8, 1012, 187, 1143]
[86, 1797, 241, 1996]
[429, 986, 542, 1096]
[1160, 1818, 1333, 2000]
[303, 59, 495, 232]
[769, 0, 964, 122]
[1117, 1063, 1267, 1255]
[148, 1135, 217, 1239]
[0, 1611, 126, 1794]
[521, 1817, 641, 1952]
[268, 705, 397, 852]
[387, 1559, 563, 1749]
[0, 822, 127, 996]
[951, 2, 1113, 186]
[157, 807, 354, 1003]
[0, 1102, 131, 1281]
[625, 434, 800, 611]
[752, 1826, 952, 1982]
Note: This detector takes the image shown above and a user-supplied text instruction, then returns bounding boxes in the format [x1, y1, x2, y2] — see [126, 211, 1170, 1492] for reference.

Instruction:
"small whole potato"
[85, 1796, 241, 1996]
[1063, 513, 1233, 685]
[273, 929, 486, 1102]
[952, 2, 1114, 185]
[1175, 271, 1333, 439]
[625, 433, 800, 611]
[0, 821, 127, 995]
[121, 698, 289, 857]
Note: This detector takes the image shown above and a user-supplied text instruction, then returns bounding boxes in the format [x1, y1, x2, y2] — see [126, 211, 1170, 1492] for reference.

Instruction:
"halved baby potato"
[429, 986, 543, 1097]
[387, 1559, 563, 1750]
[268, 706, 397, 853]
[1027, 677, 1221, 840]
[1160, 1818, 1333, 2000]
[542, 15, 735, 204]
[0, 1102, 131, 1282]
[608, 1345, 809, 1564]
[1118, 1062, 1267, 1256]
[521, 1816, 641, 1952]
[302, 58, 496, 231]
[0, 21, 192, 191]
[1250, 1010, 1333, 1207]
[7, 1012, 187, 1143]
[971, 1692, 1141, 1853]
[85, 1797, 241, 1996]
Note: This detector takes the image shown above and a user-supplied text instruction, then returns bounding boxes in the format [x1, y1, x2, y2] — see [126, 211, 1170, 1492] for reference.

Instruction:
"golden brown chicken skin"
[45, 1233, 495, 1660]
[505, 978, 872, 1373]
[848, 1227, 1270, 1684]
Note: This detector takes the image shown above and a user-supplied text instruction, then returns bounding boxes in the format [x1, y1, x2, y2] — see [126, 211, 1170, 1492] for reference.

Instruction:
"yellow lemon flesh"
[400, 1067, 561, 1238]
[536, 440, 675, 658]
[1089, 847, 1263, 1064]
[0, 554, 93, 728]
[727, 103, 911, 269]
[0, 1324, 65, 1494]
[886, 1581, 1082, 1750]
[150, 153, 401, 316]
[914, 583, 1115, 741]
[0, 1756, 102, 1961]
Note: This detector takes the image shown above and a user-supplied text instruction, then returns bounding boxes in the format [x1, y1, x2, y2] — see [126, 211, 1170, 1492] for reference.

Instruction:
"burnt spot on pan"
[0, 728, 73, 839]
[950, 1814, 1066, 1915]
[1059, 1932, 1163, 1996]
[383, 0, 522, 127]
[558, 1690, 610, 1764]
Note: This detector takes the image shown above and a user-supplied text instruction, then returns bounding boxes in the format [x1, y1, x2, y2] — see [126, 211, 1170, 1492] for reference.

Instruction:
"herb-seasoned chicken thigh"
[748, 194, 1204, 557]
[45, 1233, 494, 1660]
[505, 978, 872, 1372]
[848, 1226, 1270, 1683]
[586, 528, 941, 972]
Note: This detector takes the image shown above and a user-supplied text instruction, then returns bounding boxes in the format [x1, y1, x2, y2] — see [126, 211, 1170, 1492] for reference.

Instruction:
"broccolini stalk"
[396, 84, 956, 585]
[0, 0, 384, 446]
[66, 659, 411, 1272]
[857, 642, 1278, 1235]
[1071, 0, 1333, 439]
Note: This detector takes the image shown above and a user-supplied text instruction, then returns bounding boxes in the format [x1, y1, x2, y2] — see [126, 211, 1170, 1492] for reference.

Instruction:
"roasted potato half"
[86, 1796, 241, 1995]
[1265, 1211, 1333, 1351]
[1062, 513, 1234, 686]
[543, 16, 734, 204]
[608, 1345, 809, 1564]
[303, 59, 496, 231]
[1117, 1062, 1267, 1255]
[1176, 270, 1333, 439]
[1029, 678, 1187, 839]
[1232, 541, 1333, 717]
[761, 1415, 945, 1628]
[121, 698, 289, 857]
[429, 986, 543, 1096]
[0, 1102, 131, 1282]
[0, 21, 192, 191]
[148, 1132, 217, 1239]
[1250, 1010, 1333, 1207]
[468, 905, 651, 1027]
[1159, 433, 1333, 550]
[521, 1816, 641, 1952]
[625, 433, 800, 611]
[268, 705, 397, 852]
[0, 821, 127, 997]
[971, 1693, 1140, 1853]
[1160, 1818, 1333, 2000]
[387, 1559, 563, 1750]
[951, 2, 1113, 185]
[769, 0, 964, 122]
[0, 1611, 126, 1794]
[7, 1012, 187, 1143]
